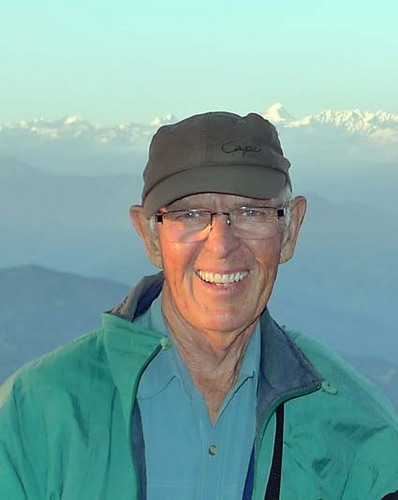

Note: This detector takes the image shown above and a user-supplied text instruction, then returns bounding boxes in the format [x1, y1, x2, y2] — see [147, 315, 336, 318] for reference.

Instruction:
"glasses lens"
[231, 208, 279, 239]
[162, 210, 211, 242]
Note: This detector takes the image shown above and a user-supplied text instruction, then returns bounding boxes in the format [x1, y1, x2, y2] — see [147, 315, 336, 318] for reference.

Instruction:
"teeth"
[196, 270, 249, 284]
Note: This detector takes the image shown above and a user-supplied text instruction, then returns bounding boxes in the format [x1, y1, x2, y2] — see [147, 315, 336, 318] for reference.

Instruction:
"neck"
[161, 290, 258, 422]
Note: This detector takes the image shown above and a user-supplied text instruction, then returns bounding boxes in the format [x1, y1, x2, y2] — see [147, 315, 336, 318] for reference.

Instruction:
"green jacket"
[1, 273, 398, 499]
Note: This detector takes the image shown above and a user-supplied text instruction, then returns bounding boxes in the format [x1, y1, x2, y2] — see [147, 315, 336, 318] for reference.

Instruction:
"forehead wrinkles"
[166, 193, 275, 211]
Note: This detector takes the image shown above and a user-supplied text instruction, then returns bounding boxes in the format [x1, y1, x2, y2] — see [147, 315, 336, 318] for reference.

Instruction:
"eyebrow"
[167, 198, 277, 211]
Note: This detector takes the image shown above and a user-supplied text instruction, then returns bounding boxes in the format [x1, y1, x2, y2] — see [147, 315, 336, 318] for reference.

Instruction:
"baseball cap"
[142, 111, 291, 216]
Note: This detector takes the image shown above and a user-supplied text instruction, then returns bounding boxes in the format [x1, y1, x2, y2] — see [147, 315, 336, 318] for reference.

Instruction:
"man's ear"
[129, 205, 163, 268]
[279, 196, 307, 264]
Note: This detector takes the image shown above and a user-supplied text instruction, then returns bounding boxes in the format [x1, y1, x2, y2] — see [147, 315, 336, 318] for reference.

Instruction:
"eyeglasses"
[155, 206, 286, 242]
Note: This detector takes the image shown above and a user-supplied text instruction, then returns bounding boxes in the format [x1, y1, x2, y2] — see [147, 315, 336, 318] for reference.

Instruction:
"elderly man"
[1, 112, 397, 499]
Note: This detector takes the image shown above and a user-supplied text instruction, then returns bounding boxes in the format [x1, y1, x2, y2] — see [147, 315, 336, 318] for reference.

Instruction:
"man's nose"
[204, 213, 240, 255]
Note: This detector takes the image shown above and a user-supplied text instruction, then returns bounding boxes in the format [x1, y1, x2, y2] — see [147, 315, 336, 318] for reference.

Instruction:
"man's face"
[132, 192, 306, 336]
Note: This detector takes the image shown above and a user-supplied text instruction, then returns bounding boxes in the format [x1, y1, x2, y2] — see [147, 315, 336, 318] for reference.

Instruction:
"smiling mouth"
[196, 270, 250, 285]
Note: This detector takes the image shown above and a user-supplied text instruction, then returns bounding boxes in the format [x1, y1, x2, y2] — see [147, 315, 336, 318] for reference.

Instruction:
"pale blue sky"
[1, 0, 397, 124]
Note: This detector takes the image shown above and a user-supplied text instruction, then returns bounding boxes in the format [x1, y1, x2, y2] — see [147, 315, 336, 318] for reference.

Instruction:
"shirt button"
[208, 444, 218, 456]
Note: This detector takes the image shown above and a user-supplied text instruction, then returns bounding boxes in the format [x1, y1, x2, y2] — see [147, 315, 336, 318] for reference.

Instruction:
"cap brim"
[143, 164, 288, 216]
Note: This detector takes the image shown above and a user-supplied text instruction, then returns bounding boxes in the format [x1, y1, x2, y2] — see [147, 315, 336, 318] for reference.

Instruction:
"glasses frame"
[155, 206, 287, 241]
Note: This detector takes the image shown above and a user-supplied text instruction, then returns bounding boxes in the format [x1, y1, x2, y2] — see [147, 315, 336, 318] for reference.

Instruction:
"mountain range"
[1, 104, 397, 146]
[264, 102, 398, 139]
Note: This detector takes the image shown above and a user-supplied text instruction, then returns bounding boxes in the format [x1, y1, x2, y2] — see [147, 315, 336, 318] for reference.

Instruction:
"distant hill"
[0, 265, 396, 411]
[0, 265, 128, 380]
[269, 192, 398, 364]
[0, 155, 151, 281]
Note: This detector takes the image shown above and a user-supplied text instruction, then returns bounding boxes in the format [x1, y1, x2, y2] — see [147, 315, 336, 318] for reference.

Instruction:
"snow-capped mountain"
[263, 104, 398, 144]
[0, 115, 156, 146]
[1, 104, 397, 146]
[263, 102, 296, 123]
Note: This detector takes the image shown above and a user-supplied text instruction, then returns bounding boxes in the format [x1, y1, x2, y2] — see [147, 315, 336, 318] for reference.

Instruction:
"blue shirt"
[136, 294, 260, 500]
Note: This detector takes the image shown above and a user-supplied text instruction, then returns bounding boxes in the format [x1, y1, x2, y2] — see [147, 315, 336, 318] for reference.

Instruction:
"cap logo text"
[221, 141, 262, 156]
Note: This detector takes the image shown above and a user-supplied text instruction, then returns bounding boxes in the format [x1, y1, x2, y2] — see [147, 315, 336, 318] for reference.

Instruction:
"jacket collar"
[103, 273, 164, 430]
[256, 309, 322, 435]
[110, 272, 164, 321]
[106, 272, 322, 428]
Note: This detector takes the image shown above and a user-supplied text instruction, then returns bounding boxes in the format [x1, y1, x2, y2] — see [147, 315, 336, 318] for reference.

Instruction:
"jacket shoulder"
[0, 328, 106, 405]
[287, 329, 398, 421]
